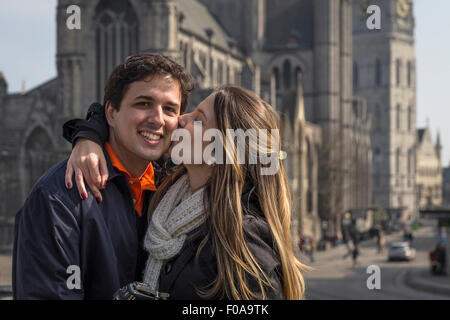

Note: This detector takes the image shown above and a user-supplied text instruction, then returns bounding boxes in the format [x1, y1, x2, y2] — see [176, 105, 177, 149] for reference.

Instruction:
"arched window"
[396, 104, 401, 130]
[353, 61, 359, 90]
[283, 59, 292, 89]
[217, 60, 224, 86]
[273, 67, 280, 90]
[95, 0, 139, 101]
[407, 105, 412, 131]
[396, 59, 402, 86]
[375, 59, 382, 87]
[407, 148, 414, 178]
[375, 104, 381, 131]
[25, 127, 57, 191]
[294, 66, 302, 89]
[407, 61, 412, 87]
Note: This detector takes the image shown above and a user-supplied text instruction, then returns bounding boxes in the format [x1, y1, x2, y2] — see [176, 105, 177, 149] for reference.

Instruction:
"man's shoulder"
[31, 159, 68, 191]
[26, 158, 79, 206]
[16, 158, 83, 227]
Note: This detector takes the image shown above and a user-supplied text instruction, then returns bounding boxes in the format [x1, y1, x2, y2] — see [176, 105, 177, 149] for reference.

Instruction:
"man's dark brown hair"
[103, 53, 194, 112]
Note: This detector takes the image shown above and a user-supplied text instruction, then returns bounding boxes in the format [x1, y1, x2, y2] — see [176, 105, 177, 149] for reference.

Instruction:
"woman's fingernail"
[96, 197, 102, 204]
[66, 182, 72, 189]
[81, 193, 87, 200]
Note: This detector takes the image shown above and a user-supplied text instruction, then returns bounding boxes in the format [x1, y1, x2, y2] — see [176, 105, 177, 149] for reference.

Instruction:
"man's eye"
[136, 102, 151, 107]
[164, 106, 176, 113]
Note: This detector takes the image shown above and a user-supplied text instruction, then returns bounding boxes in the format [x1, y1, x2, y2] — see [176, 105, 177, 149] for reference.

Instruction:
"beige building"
[416, 128, 442, 208]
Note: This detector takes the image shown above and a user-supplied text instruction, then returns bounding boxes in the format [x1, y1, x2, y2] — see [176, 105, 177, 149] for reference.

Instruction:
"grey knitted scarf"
[142, 174, 206, 290]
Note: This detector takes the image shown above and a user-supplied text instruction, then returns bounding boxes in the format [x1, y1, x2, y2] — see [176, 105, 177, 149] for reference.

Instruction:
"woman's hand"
[65, 138, 108, 202]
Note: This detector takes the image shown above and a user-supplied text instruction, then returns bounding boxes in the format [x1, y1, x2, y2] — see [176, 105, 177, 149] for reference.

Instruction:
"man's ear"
[105, 101, 116, 127]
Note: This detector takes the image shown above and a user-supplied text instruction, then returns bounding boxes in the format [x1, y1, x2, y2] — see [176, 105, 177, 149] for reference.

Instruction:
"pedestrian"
[351, 233, 360, 267]
[433, 239, 447, 275]
[352, 243, 360, 267]
[309, 237, 316, 263]
[377, 229, 385, 254]
[298, 236, 305, 253]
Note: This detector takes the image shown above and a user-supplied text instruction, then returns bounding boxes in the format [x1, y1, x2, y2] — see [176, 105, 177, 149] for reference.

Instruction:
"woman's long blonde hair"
[148, 86, 307, 299]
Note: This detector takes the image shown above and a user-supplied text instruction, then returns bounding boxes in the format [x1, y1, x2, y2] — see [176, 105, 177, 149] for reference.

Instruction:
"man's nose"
[148, 105, 165, 127]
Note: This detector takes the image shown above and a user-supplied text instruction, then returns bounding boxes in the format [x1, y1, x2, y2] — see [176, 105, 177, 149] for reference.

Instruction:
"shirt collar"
[104, 142, 156, 191]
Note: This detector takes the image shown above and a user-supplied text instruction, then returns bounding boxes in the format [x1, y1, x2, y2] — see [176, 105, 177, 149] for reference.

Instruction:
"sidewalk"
[404, 268, 450, 296]
[0, 254, 12, 299]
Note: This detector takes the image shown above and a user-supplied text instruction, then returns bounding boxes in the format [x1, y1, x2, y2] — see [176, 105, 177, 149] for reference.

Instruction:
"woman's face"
[170, 92, 218, 165]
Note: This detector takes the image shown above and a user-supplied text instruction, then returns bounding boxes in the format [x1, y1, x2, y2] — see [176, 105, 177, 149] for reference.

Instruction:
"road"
[303, 220, 450, 300]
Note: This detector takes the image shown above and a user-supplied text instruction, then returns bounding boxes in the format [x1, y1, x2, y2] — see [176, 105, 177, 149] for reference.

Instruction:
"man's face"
[106, 74, 181, 176]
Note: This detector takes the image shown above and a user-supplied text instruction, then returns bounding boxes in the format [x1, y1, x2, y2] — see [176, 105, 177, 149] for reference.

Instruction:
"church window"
[375, 104, 381, 131]
[273, 67, 280, 90]
[294, 66, 302, 88]
[217, 61, 224, 86]
[407, 61, 412, 87]
[353, 61, 359, 90]
[407, 105, 412, 131]
[396, 59, 402, 86]
[95, 0, 139, 101]
[283, 59, 292, 89]
[25, 127, 57, 192]
[375, 59, 382, 87]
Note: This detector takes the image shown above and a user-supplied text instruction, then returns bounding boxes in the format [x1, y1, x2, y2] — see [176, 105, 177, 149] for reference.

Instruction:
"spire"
[436, 129, 442, 147]
[436, 129, 442, 161]
[0, 71, 7, 97]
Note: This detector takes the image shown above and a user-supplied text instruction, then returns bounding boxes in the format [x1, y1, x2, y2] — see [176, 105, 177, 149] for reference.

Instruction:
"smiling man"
[12, 53, 193, 299]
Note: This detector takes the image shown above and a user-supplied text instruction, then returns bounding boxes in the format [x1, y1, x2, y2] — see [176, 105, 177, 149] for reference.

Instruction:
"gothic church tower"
[353, 0, 417, 220]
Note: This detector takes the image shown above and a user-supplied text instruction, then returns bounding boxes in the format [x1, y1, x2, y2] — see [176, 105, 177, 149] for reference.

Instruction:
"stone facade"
[442, 165, 450, 208]
[0, 0, 378, 251]
[416, 128, 442, 209]
[352, 0, 417, 222]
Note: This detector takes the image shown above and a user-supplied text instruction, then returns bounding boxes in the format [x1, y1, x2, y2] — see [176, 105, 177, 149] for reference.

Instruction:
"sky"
[0, 0, 449, 164]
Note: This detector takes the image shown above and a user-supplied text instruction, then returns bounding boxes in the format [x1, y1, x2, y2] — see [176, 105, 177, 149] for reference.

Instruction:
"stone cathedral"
[353, 0, 417, 223]
[1, 0, 412, 252]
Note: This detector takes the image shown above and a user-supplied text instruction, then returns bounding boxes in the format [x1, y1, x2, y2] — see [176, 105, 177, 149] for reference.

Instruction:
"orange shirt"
[104, 142, 156, 216]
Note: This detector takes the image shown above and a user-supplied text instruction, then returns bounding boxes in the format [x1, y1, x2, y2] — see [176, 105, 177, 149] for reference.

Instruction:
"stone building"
[416, 127, 442, 209]
[0, 0, 377, 251]
[442, 165, 450, 208]
[352, 0, 417, 222]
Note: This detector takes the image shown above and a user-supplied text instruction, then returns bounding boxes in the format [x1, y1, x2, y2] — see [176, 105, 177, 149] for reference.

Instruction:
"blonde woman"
[64, 86, 307, 299]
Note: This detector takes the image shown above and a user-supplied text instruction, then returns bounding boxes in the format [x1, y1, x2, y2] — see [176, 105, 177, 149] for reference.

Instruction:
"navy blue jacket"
[12, 148, 157, 299]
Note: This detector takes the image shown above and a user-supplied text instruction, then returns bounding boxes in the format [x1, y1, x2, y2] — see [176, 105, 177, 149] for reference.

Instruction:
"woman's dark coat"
[157, 184, 284, 300]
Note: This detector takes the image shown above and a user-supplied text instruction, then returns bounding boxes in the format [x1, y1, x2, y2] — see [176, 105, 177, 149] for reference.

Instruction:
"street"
[302, 220, 450, 300]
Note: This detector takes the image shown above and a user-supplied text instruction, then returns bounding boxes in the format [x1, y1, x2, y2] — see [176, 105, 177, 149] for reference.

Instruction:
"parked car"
[388, 241, 416, 261]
